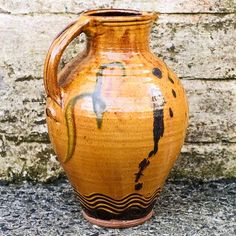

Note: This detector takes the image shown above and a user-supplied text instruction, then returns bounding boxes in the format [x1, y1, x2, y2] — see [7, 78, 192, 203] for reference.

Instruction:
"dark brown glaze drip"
[172, 89, 176, 98]
[152, 68, 162, 79]
[148, 109, 164, 157]
[135, 183, 143, 190]
[132, 64, 165, 190]
[169, 108, 174, 118]
[134, 92, 165, 190]
[168, 76, 174, 84]
[135, 159, 149, 182]
[74, 187, 161, 220]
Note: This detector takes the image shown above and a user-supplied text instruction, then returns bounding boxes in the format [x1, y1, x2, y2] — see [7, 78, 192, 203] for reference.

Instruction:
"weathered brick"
[172, 143, 236, 179]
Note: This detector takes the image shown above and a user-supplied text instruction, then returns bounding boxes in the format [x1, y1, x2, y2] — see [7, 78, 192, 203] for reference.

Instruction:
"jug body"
[44, 9, 188, 228]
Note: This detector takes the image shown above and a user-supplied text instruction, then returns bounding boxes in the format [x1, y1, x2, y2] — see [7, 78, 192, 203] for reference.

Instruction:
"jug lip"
[82, 9, 158, 23]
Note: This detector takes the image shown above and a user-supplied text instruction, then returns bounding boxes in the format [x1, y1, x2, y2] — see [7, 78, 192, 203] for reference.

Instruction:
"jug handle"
[43, 16, 90, 106]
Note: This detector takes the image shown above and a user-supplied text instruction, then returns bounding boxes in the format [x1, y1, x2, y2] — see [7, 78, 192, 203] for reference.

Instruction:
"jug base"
[82, 210, 154, 228]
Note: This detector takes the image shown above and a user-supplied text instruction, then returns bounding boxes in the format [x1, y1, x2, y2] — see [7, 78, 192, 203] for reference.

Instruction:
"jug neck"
[89, 24, 152, 53]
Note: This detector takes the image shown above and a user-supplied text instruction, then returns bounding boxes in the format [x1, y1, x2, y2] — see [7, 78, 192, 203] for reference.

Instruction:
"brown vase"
[43, 9, 188, 228]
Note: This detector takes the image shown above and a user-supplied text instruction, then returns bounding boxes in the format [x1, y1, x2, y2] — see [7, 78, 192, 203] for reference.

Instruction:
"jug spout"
[83, 9, 158, 52]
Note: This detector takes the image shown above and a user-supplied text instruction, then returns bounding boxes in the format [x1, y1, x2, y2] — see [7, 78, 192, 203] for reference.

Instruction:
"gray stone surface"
[0, 178, 235, 235]
[0, 0, 235, 181]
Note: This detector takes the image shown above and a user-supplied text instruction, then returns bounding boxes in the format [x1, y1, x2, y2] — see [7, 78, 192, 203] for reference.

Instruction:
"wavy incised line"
[76, 192, 161, 209]
[79, 198, 158, 214]
[80, 202, 151, 215]
[75, 188, 161, 204]
[74, 188, 161, 214]
[78, 196, 159, 209]
[76, 192, 161, 211]
[74, 187, 161, 204]
[78, 197, 159, 215]
[79, 201, 157, 214]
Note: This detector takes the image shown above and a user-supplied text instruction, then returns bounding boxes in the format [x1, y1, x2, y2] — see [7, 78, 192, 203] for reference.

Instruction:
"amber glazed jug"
[44, 9, 188, 228]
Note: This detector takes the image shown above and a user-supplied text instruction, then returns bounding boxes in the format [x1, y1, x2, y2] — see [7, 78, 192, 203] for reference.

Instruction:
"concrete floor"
[0, 178, 235, 236]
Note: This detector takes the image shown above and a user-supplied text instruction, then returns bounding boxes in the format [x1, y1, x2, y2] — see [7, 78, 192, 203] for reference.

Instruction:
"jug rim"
[82, 9, 158, 23]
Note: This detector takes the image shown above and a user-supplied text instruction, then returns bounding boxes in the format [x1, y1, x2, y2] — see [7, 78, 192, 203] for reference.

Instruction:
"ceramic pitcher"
[44, 9, 188, 228]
